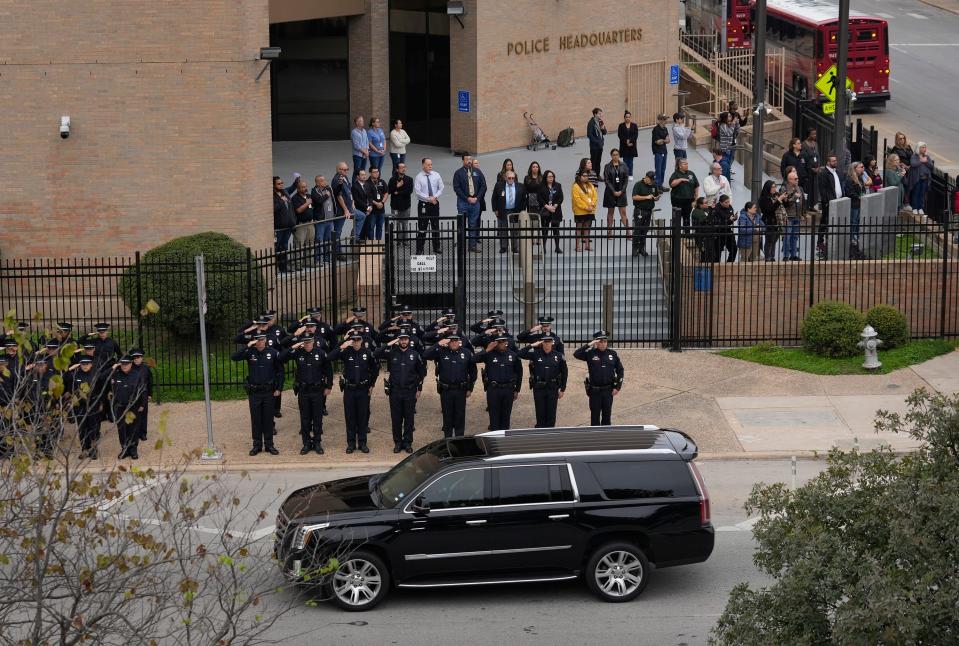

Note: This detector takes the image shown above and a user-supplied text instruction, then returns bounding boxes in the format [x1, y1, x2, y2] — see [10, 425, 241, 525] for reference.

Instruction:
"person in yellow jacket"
[571, 170, 598, 252]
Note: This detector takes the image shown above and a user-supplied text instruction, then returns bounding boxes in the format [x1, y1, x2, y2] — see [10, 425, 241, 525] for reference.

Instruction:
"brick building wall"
[0, 0, 273, 260]
[348, 0, 390, 131]
[452, 0, 679, 153]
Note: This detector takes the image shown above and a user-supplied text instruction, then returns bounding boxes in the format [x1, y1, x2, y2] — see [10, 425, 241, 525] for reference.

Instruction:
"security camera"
[258, 47, 281, 60]
[59, 116, 71, 139]
[447, 1, 466, 15]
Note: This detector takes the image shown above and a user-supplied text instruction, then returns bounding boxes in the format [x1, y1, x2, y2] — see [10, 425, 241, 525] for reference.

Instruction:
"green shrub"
[866, 304, 910, 349]
[119, 232, 265, 339]
[800, 301, 865, 358]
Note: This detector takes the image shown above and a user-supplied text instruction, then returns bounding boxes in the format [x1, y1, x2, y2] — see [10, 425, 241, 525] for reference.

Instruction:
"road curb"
[916, 0, 959, 15]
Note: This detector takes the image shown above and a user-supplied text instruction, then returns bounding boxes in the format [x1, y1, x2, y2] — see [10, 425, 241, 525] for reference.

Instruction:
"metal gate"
[626, 61, 666, 127]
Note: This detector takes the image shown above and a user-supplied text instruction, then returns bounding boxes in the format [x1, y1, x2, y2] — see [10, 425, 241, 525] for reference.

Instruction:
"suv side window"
[587, 461, 696, 500]
[419, 468, 488, 510]
[495, 465, 575, 505]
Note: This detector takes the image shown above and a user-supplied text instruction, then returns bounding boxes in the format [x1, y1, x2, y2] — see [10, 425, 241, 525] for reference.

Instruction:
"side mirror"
[410, 497, 431, 516]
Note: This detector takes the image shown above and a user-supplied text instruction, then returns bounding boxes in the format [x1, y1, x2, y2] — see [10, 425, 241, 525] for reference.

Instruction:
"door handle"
[465, 519, 487, 526]
[549, 514, 570, 520]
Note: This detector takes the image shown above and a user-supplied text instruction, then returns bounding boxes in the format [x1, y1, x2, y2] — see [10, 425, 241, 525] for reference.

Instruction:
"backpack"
[710, 119, 719, 140]
[557, 127, 575, 148]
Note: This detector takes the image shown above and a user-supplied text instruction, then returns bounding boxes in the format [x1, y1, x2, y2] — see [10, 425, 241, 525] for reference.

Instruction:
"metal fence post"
[942, 217, 951, 338]
[808, 220, 816, 307]
[669, 208, 683, 352]
[245, 247, 253, 320]
[330, 237, 339, 321]
[134, 250, 144, 347]
[195, 255, 221, 461]
[456, 213, 468, 325]
[602, 283, 614, 338]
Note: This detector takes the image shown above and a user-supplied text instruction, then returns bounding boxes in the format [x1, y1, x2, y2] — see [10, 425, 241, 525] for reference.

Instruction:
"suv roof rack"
[472, 426, 698, 461]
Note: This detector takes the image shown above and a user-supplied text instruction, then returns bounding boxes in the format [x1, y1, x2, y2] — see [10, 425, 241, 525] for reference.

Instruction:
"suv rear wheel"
[326, 550, 391, 611]
[585, 541, 649, 602]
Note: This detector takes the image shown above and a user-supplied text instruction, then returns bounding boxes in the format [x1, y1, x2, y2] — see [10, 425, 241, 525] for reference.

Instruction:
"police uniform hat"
[441, 308, 456, 317]
[119, 355, 133, 364]
[397, 329, 412, 339]
[82, 340, 96, 350]
[304, 320, 318, 327]
[399, 305, 413, 314]
[593, 330, 609, 340]
[2, 338, 17, 348]
[300, 333, 315, 341]
[351, 306, 367, 316]
[262, 309, 278, 319]
[537, 316, 555, 325]
[78, 356, 94, 365]
[16, 322, 29, 331]
[447, 333, 462, 341]
[253, 332, 267, 340]
[256, 315, 271, 325]
[306, 306, 322, 315]
[94, 322, 111, 332]
[130, 348, 144, 358]
[540, 334, 555, 343]
[486, 309, 504, 317]
[45, 339, 60, 349]
[350, 322, 366, 331]
[56, 322, 73, 332]
[494, 334, 510, 342]
[490, 318, 507, 329]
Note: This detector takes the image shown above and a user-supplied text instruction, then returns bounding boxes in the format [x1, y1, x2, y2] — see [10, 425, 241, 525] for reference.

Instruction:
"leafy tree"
[0, 311, 346, 643]
[711, 389, 959, 645]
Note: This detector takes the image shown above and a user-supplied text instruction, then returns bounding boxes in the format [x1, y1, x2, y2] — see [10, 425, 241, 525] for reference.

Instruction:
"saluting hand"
[438, 338, 450, 347]
[388, 338, 399, 346]
[340, 340, 352, 349]
[247, 340, 257, 348]
[532, 340, 543, 348]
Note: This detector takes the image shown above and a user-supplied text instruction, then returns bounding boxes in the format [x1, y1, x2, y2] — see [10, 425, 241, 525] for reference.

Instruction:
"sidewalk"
[83, 347, 958, 470]
[917, 0, 959, 15]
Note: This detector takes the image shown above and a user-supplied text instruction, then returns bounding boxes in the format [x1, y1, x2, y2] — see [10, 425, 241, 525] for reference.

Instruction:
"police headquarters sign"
[506, 28, 643, 56]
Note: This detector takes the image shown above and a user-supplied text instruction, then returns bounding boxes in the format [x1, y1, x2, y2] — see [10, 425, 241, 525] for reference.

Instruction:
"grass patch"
[882, 234, 940, 260]
[719, 339, 957, 375]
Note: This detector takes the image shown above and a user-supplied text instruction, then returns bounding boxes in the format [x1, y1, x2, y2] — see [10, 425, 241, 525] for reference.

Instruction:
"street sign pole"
[833, 0, 851, 162]
[195, 254, 222, 461]
[750, 0, 768, 203]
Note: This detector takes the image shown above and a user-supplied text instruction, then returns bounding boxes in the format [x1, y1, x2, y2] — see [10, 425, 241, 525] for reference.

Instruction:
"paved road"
[160, 460, 826, 645]
[823, 0, 959, 173]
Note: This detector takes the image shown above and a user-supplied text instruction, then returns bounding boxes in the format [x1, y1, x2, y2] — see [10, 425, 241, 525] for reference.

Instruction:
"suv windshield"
[376, 446, 447, 508]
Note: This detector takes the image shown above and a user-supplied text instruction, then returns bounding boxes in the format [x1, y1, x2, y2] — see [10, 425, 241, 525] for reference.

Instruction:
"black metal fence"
[2, 214, 956, 396]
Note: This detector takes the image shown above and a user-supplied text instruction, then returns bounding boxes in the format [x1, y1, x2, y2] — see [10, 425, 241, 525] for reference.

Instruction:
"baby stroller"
[523, 112, 552, 151]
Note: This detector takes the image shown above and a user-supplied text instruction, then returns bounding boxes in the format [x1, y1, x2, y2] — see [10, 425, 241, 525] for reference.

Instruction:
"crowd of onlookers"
[271, 107, 942, 270]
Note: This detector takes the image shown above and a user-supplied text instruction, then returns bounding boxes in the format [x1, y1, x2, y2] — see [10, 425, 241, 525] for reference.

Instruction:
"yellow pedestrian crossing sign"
[816, 64, 855, 114]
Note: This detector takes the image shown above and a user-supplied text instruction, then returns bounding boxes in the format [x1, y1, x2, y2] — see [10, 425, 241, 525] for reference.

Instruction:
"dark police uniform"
[130, 351, 154, 440]
[518, 340, 568, 428]
[473, 341, 524, 431]
[470, 325, 517, 352]
[378, 308, 424, 340]
[375, 338, 427, 452]
[423, 340, 477, 438]
[516, 317, 566, 355]
[66, 359, 107, 456]
[470, 309, 505, 334]
[0, 357, 18, 459]
[278, 340, 333, 454]
[424, 308, 457, 335]
[25, 366, 56, 457]
[286, 319, 336, 350]
[573, 331, 625, 426]
[235, 314, 287, 420]
[230, 343, 283, 455]
[91, 331, 121, 371]
[109, 362, 148, 459]
[334, 307, 376, 340]
[327, 343, 379, 452]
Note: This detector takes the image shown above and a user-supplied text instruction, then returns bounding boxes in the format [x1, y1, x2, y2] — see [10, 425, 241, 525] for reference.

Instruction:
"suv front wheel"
[326, 550, 391, 611]
[585, 541, 649, 602]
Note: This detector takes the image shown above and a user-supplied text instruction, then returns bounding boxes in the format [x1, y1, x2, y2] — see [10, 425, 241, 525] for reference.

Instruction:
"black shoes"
[249, 447, 261, 456]
[360, 445, 370, 454]
[266, 446, 279, 455]
[345, 446, 355, 454]
[405, 445, 413, 454]
[274, 411, 282, 419]
[315, 444, 325, 455]
[393, 443, 402, 454]
[300, 445, 312, 455]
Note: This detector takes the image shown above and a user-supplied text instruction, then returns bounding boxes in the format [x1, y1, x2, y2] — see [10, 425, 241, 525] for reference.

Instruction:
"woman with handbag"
[539, 170, 564, 253]
[571, 171, 597, 252]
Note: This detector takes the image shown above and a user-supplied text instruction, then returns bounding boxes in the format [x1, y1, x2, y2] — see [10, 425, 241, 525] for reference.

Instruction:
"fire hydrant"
[858, 325, 883, 370]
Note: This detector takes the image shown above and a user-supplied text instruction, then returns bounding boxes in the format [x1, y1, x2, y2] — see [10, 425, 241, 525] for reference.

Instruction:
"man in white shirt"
[702, 162, 732, 208]
[413, 157, 445, 254]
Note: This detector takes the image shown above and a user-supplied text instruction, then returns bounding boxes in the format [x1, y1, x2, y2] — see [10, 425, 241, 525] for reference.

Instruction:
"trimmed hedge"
[119, 232, 265, 339]
[800, 301, 865, 358]
[866, 304, 910, 349]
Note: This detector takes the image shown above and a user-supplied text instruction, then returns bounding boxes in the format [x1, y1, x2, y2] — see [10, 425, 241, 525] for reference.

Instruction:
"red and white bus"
[684, 0, 753, 50]
[765, 0, 890, 108]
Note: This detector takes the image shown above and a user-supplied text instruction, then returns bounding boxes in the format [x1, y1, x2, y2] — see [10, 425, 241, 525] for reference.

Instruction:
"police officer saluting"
[288, 307, 336, 350]
[231, 332, 282, 456]
[517, 316, 565, 355]
[519, 334, 568, 428]
[279, 333, 333, 455]
[130, 348, 153, 440]
[91, 322, 121, 369]
[573, 330, 624, 426]
[375, 328, 426, 453]
[335, 306, 375, 341]
[65, 355, 106, 459]
[473, 333, 523, 431]
[423, 334, 477, 438]
[378, 304, 424, 340]
[328, 325, 379, 454]
[425, 307, 457, 335]
[109, 355, 147, 460]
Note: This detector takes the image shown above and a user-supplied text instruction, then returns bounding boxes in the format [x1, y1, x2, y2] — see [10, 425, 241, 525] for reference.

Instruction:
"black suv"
[274, 425, 713, 611]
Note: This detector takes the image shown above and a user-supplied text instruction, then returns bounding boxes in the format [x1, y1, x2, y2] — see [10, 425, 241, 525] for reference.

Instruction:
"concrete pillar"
[348, 1, 389, 129]
[449, 0, 478, 153]
[827, 197, 852, 260]
[859, 191, 886, 258]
